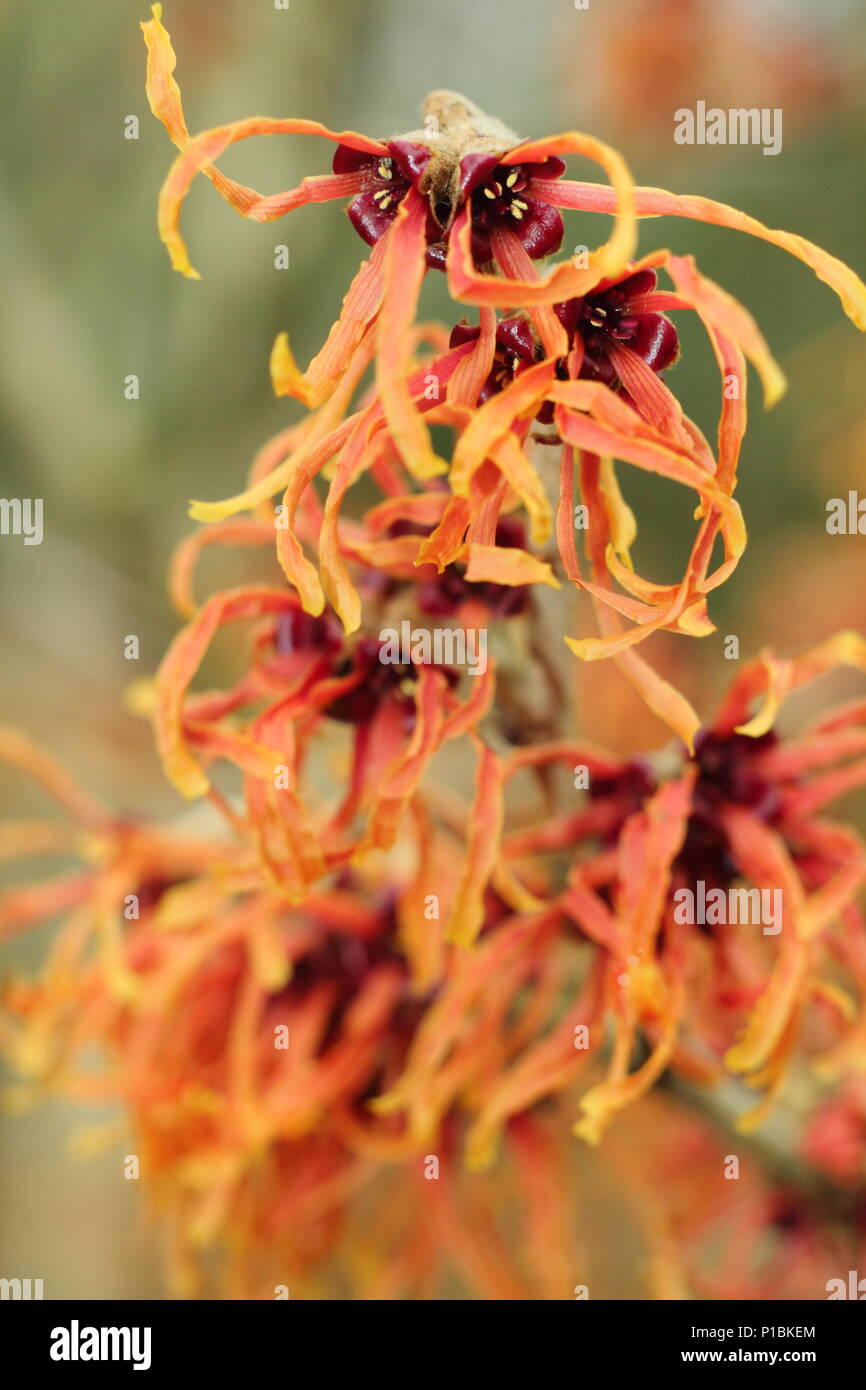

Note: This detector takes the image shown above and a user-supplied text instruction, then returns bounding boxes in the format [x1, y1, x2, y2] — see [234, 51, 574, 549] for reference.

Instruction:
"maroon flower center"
[554, 269, 680, 389]
[473, 165, 533, 228]
[288, 925, 401, 997]
[270, 899, 425, 1063]
[465, 155, 566, 266]
[275, 608, 343, 658]
[332, 142, 565, 270]
[580, 297, 642, 361]
[587, 760, 657, 846]
[325, 636, 457, 726]
[448, 315, 537, 403]
[677, 729, 781, 890]
[366, 158, 406, 217]
[388, 515, 532, 617]
[693, 729, 781, 816]
[332, 146, 414, 249]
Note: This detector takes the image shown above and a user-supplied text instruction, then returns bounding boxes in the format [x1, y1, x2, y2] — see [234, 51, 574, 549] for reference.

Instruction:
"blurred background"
[1, 0, 865, 1297]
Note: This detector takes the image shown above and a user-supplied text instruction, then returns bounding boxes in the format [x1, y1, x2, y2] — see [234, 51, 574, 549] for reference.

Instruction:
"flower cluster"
[1, 4, 865, 1300]
[4, 631, 866, 1295]
[141, 2, 866, 745]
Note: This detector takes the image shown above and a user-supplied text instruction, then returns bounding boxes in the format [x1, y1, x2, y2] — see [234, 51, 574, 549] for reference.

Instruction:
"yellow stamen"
[506, 171, 519, 188]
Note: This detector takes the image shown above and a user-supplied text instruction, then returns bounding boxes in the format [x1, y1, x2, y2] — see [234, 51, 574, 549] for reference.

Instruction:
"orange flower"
[0, 729, 593, 1298]
[374, 634, 866, 1158]
[4, 628, 866, 1294]
[3, 8, 863, 1303]
[143, 5, 866, 746]
[150, 580, 495, 898]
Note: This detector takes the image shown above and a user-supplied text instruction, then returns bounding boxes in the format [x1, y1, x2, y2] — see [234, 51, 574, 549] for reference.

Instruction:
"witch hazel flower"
[2, 3, 865, 1311]
[156, 477, 560, 905]
[332, 99, 566, 272]
[142, 6, 866, 746]
[553, 266, 680, 390]
[143, 0, 866, 528]
[3, 638, 866, 1295]
[0, 732, 609, 1299]
[386, 633, 866, 1159]
[142, 8, 587, 476]
[371, 256, 765, 743]
[217, 320, 559, 635]
[150, 573, 497, 898]
[177, 253, 741, 712]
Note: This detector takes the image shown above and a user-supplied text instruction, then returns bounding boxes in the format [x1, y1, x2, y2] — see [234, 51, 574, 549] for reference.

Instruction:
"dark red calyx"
[278, 913, 410, 1058]
[325, 636, 458, 725]
[289, 929, 401, 997]
[332, 140, 449, 267]
[466, 155, 566, 266]
[693, 730, 781, 818]
[769, 1191, 811, 1233]
[387, 516, 531, 617]
[588, 759, 657, 806]
[677, 729, 781, 890]
[275, 607, 343, 658]
[448, 314, 537, 402]
[554, 269, 679, 388]
[586, 759, 657, 846]
[334, 136, 567, 274]
[332, 143, 413, 247]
